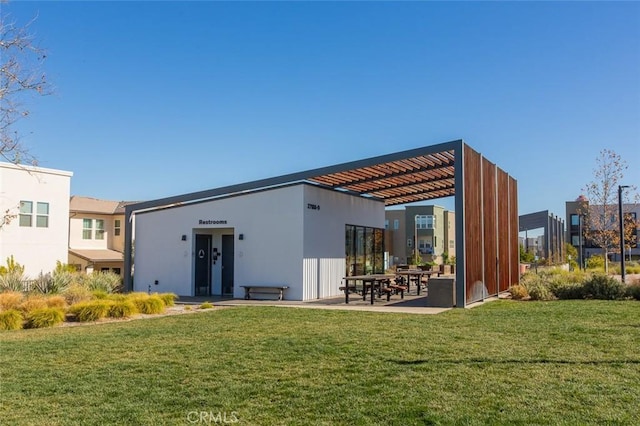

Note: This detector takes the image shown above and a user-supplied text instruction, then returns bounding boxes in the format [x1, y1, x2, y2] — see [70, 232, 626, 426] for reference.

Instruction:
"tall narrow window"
[95, 219, 105, 240]
[19, 201, 33, 227]
[36, 202, 49, 228]
[114, 219, 121, 236]
[83, 219, 93, 239]
[393, 219, 399, 230]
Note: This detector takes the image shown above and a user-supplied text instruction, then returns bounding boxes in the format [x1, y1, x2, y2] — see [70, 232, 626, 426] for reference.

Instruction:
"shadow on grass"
[390, 358, 640, 365]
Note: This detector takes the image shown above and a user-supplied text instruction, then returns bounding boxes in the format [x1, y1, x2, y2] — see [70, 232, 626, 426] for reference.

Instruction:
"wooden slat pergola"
[124, 139, 519, 306]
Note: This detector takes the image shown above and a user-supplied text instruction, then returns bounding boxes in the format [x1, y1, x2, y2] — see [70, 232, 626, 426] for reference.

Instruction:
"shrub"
[24, 307, 65, 329]
[509, 285, 529, 300]
[527, 281, 554, 301]
[69, 300, 113, 322]
[108, 300, 138, 318]
[50, 270, 76, 294]
[200, 302, 214, 309]
[63, 284, 93, 305]
[84, 272, 122, 293]
[158, 293, 177, 307]
[19, 296, 49, 314]
[0, 255, 25, 276]
[184, 306, 192, 311]
[46, 295, 67, 309]
[583, 274, 626, 300]
[92, 290, 109, 299]
[131, 295, 165, 314]
[0, 309, 23, 330]
[585, 255, 605, 270]
[0, 271, 25, 292]
[552, 283, 585, 300]
[30, 272, 54, 294]
[625, 283, 640, 301]
[0, 291, 23, 311]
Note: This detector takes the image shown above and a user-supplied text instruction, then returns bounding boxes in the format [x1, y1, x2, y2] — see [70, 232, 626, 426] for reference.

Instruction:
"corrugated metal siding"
[303, 257, 344, 300]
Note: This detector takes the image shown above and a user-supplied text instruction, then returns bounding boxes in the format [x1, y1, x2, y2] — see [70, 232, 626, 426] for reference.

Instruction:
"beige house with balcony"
[68, 196, 133, 276]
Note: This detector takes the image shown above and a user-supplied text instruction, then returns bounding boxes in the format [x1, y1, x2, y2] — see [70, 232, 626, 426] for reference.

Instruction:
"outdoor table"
[395, 269, 441, 295]
[341, 274, 394, 305]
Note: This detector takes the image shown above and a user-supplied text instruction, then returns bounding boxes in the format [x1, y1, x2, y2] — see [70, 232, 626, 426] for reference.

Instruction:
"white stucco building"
[0, 162, 73, 277]
[133, 183, 383, 300]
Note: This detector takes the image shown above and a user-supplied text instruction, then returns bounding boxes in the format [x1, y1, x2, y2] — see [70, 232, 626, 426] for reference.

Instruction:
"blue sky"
[6, 1, 640, 219]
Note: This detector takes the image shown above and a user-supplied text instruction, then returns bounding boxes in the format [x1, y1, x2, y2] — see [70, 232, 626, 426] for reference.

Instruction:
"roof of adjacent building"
[70, 196, 139, 214]
[69, 249, 124, 263]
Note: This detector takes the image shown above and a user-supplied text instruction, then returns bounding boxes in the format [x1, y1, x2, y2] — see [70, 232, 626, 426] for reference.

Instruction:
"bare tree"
[1, 2, 50, 165]
[581, 149, 639, 273]
[1, 2, 50, 229]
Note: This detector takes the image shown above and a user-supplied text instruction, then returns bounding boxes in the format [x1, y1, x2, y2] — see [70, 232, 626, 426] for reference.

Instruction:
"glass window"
[36, 202, 49, 228]
[393, 219, 399, 230]
[384, 219, 389, 230]
[571, 235, 580, 246]
[19, 200, 33, 227]
[416, 215, 436, 229]
[114, 219, 121, 236]
[345, 224, 384, 276]
[570, 214, 580, 226]
[449, 240, 454, 249]
[95, 219, 105, 240]
[83, 219, 93, 239]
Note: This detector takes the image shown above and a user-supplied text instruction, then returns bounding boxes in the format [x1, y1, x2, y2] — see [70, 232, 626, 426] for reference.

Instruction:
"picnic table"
[341, 274, 395, 305]
[395, 269, 441, 295]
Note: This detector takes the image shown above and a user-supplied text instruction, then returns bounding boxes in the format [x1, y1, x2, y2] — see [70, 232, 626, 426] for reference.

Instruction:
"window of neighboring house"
[83, 219, 93, 239]
[113, 268, 121, 275]
[416, 215, 436, 229]
[36, 202, 49, 228]
[449, 240, 454, 249]
[570, 214, 580, 226]
[384, 219, 389, 230]
[393, 219, 399, 230]
[95, 219, 105, 240]
[19, 201, 33, 227]
[572, 235, 580, 246]
[114, 219, 121, 236]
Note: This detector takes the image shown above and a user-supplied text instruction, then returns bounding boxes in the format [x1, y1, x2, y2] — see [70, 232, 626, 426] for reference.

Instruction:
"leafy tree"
[580, 149, 639, 274]
[519, 244, 535, 263]
[565, 243, 578, 271]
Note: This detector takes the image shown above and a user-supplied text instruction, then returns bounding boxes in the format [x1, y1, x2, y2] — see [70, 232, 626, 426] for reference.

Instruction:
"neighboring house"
[566, 196, 639, 265]
[68, 196, 134, 276]
[384, 205, 455, 265]
[0, 162, 73, 277]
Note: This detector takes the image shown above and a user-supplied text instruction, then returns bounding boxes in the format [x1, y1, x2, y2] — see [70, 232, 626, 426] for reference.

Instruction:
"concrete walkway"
[177, 294, 458, 315]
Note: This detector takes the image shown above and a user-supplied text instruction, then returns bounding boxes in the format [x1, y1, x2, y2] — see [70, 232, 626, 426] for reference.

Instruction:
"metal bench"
[240, 285, 289, 301]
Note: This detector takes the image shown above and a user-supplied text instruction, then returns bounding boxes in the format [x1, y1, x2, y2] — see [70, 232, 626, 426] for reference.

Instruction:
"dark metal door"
[195, 234, 211, 296]
[222, 234, 234, 295]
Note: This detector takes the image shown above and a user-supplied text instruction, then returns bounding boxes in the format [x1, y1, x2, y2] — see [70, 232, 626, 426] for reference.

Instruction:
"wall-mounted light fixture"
[239, 234, 244, 240]
[181, 235, 187, 241]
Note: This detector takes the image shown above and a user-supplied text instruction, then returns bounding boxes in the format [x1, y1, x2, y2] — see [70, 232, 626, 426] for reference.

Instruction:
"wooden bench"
[240, 285, 289, 301]
[381, 284, 408, 301]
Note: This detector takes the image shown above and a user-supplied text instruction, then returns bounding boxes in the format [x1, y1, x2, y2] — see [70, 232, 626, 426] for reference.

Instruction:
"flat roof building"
[125, 140, 519, 307]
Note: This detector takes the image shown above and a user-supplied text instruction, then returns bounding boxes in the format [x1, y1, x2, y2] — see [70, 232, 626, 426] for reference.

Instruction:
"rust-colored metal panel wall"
[482, 159, 498, 296]
[509, 176, 519, 287]
[463, 145, 484, 304]
[497, 168, 510, 292]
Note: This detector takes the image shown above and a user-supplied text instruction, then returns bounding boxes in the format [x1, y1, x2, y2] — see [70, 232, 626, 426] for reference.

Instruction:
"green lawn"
[1, 300, 639, 425]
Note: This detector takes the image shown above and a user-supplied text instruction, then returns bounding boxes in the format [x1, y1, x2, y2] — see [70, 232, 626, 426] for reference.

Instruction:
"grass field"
[1, 300, 639, 425]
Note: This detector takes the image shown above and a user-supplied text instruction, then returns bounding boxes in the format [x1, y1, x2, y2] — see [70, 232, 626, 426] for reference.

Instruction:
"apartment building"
[385, 205, 455, 265]
[566, 196, 639, 265]
[68, 196, 133, 276]
[0, 162, 73, 277]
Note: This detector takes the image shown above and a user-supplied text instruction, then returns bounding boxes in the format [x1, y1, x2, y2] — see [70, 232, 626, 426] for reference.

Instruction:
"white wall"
[133, 184, 385, 301]
[0, 163, 72, 277]
[302, 185, 384, 299]
[134, 185, 304, 298]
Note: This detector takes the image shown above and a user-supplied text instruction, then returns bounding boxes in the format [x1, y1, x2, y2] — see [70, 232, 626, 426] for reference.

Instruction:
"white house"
[133, 183, 384, 300]
[0, 162, 73, 277]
